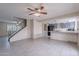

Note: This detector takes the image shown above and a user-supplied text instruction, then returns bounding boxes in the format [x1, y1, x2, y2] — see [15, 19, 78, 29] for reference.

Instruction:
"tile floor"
[0, 38, 79, 56]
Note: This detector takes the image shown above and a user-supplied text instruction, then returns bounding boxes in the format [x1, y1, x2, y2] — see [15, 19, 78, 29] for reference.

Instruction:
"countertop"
[51, 30, 79, 34]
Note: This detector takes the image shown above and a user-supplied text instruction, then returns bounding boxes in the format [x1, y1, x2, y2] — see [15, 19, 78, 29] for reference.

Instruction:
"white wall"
[10, 20, 32, 42]
[33, 20, 43, 39]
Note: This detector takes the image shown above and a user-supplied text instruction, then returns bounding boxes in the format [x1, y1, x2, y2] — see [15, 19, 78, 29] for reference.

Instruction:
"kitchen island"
[50, 30, 79, 43]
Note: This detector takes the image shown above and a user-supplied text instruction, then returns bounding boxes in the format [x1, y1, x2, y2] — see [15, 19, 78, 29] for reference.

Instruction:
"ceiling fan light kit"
[33, 13, 41, 16]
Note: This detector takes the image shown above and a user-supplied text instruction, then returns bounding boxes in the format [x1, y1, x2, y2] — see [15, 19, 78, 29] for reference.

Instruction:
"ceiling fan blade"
[35, 8, 39, 10]
[29, 13, 35, 15]
[27, 8, 35, 11]
[40, 12, 47, 14]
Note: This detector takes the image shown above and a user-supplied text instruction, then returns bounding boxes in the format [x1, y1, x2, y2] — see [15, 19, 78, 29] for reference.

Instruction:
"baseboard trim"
[50, 38, 77, 43]
[10, 37, 31, 43]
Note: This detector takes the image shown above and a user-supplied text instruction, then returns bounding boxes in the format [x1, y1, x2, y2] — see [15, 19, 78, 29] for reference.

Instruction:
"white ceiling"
[0, 3, 79, 21]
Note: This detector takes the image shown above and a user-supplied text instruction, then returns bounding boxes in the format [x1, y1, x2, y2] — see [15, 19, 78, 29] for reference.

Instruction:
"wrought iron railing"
[0, 19, 26, 42]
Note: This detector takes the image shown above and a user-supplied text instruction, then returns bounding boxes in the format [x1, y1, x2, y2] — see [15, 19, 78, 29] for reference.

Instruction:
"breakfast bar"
[50, 30, 79, 46]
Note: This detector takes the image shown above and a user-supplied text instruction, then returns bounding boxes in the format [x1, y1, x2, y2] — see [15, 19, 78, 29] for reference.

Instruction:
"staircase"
[8, 20, 26, 42]
[0, 19, 26, 42]
[0, 19, 26, 49]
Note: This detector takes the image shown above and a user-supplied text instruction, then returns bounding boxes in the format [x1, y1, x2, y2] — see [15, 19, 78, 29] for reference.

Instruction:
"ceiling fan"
[27, 4, 47, 16]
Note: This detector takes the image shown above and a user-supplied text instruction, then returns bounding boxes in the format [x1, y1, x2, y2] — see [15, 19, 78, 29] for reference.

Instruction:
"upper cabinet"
[48, 20, 77, 31]
[59, 21, 75, 29]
